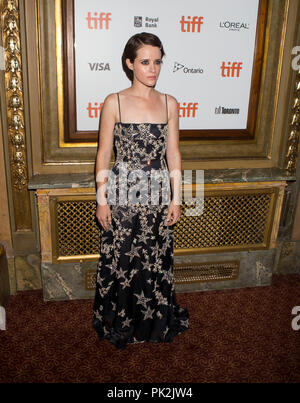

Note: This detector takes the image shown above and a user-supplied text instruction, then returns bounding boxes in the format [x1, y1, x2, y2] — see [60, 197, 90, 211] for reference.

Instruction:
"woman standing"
[93, 32, 189, 349]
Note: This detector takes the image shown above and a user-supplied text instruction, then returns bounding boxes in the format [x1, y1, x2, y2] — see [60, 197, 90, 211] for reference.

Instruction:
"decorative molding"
[1, 0, 32, 230]
[286, 67, 300, 175]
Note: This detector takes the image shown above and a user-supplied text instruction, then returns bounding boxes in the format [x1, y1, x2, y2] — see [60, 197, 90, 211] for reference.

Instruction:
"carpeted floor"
[0, 273, 299, 383]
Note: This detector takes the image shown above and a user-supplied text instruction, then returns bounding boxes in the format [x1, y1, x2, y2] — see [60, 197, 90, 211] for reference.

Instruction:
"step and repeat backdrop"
[74, 0, 260, 131]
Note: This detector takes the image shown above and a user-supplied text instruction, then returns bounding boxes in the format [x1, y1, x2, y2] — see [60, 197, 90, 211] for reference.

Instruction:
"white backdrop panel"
[74, 0, 259, 131]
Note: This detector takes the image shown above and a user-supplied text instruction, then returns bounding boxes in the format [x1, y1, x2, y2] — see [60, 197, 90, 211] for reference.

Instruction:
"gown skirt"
[92, 120, 189, 349]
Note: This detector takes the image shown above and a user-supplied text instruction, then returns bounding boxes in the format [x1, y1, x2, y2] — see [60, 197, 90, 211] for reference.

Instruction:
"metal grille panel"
[56, 200, 100, 257]
[174, 261, 239, 283]
[175, 191, 273, 250]
[53, 188, 275, 261]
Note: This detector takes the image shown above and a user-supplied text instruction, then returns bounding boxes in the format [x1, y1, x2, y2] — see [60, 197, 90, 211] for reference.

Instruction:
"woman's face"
[126, 45, 162, 87]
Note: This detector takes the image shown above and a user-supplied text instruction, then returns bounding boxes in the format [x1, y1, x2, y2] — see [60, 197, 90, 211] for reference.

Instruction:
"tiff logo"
[178, 102, 198, 118]
[221, 61, 243, 78]
[180, 16, 203, 33]
[87, 102, 104, 118]
[86, 12, 112, 29]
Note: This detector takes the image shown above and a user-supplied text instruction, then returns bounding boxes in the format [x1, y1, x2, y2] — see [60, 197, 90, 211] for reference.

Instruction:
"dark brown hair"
[121, 32, 165, 82]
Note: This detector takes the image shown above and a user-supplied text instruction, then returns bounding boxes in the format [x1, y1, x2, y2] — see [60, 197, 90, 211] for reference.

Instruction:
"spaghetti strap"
[165, 94, 168, 123]
[117, 93, 122, 123]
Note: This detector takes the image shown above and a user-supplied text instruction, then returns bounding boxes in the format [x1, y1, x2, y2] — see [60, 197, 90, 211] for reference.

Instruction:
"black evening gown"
[92, 94, 189, 349]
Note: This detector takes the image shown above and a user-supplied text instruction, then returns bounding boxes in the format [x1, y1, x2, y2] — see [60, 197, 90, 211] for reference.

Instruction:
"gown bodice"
[113, 122, 169, 170]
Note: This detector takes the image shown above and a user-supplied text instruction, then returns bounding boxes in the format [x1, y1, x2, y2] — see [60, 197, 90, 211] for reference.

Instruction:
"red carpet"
[0, 274, 299, 383]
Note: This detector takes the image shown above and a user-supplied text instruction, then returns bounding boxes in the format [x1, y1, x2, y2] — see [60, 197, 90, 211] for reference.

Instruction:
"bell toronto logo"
[86, 11, 112, 29]
[215, 106, 240, 115]
[221, 61, 243, 77]
[180, 16, 204, 32]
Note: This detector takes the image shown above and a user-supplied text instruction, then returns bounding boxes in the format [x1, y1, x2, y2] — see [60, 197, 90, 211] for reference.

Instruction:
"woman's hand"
[166, 200, 181, 226]
[96, 204, 112, 231]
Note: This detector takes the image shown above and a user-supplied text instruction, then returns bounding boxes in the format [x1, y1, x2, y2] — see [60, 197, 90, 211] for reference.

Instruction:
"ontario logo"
[173, 62, 203, 74]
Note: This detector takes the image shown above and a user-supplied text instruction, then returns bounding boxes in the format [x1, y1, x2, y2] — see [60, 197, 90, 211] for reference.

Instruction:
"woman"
[93, 32, 189, 349]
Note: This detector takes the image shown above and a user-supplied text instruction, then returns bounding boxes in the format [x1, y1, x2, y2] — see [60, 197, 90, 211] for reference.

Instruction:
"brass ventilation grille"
[54, 199, 100, 259]
[174, 189, 274, 252]
[174, 261, 239, 283]
[85, 269, 97, 291]
[52, 188, 276, 262]
[84, 261, 239, 290]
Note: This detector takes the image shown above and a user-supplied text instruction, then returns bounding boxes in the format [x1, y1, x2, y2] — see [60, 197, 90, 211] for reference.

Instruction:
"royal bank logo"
[173, 62, 203, 74]
[215, 106, 240, 114]
[219, 21, 249, 31]
[134, 16, 159, 28]
[134, 16, 143, 27]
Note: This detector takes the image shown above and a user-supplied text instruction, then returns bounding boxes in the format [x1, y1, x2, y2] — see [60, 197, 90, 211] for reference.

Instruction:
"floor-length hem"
[92, 305, 189, 350]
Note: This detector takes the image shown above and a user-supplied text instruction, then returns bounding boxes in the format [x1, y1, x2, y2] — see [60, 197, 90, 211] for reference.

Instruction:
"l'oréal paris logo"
[219, 21, 249, 31]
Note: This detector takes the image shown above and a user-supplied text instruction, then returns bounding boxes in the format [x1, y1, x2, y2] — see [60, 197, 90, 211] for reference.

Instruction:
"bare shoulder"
[103, 92, 118, 106]
[101, 93, 119, 120]
[165, 94, 179, 117]
[165, 94, 178, 105]
[117, 88, 132, 97]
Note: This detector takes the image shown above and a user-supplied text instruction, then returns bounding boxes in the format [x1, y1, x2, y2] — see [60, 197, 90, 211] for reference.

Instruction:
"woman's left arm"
[165, 95, 182, 226]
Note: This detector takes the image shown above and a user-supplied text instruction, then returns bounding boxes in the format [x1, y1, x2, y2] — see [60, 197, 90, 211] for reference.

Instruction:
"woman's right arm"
[95, 93, 117, 230]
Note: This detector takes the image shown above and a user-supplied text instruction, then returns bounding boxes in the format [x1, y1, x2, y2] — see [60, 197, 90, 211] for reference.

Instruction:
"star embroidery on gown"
[120, 277, 131, 289]
[151, 242, 161, 257]
[136, 232, 149, 245]
[122, 317, 132, 328]
[134, 290, 152, 308]
[180, 319, 189, 327]
[156, 311, 163, 319]
[115, 267, 128, 279]
[153, 258, 163, 273]
[161, 270, 173, 284]
[119, 309, 126, 317]
[154, 290, 169, 306]
[99, 281, 113, 298]
[126, 124, 140, 137]
[129, 268, 138, 279]
[125, 244, 142, 262]
[163, 326, 169, 337]
[95, 311, 102, 321]
[141, 306, 155, 320]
